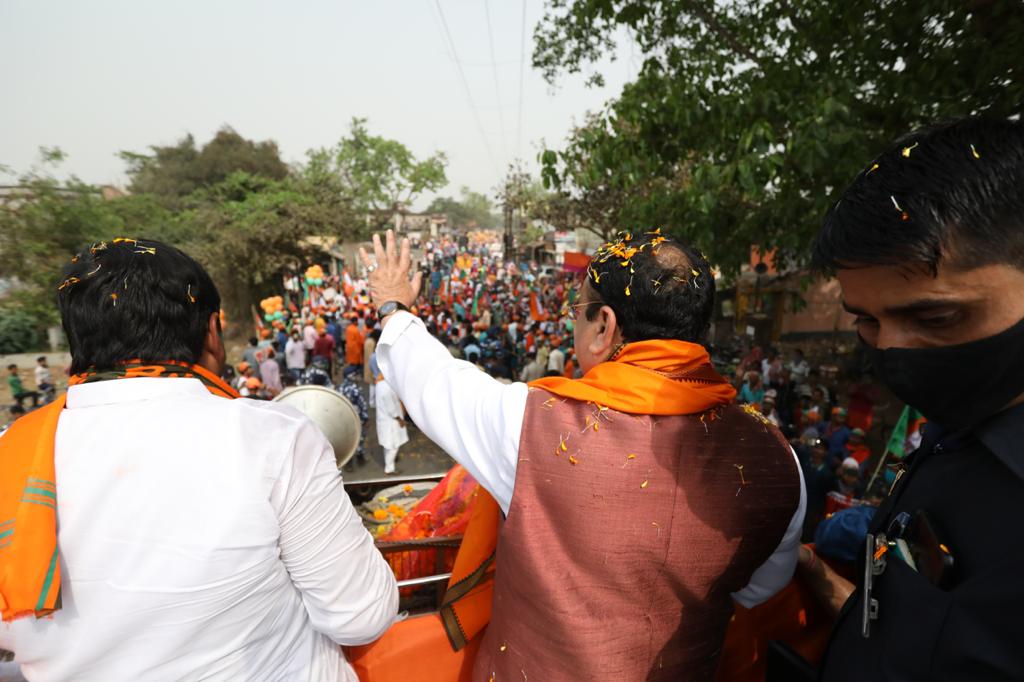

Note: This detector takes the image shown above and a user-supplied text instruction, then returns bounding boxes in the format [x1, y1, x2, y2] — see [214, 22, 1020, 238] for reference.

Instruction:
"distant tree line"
[0, 120, 500, 350]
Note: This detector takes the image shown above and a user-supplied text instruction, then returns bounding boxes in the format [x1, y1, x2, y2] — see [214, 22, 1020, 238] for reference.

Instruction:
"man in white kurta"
[0, 374, 398, 682]
[374, 375, 408, 474]
[0, 238, 398, 682]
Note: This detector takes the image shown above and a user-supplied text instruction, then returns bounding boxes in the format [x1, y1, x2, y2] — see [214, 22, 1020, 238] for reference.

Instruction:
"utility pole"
[503, 180, 514, 263]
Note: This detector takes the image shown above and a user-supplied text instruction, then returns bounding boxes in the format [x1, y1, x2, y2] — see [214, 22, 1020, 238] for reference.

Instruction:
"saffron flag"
[562, 251, 590, 274]
[529, 292, 548, 322]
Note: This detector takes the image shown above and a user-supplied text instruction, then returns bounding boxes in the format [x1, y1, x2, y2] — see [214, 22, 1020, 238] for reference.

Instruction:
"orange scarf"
[0, 361, 238, 622]
[443, 339, 735, 649]
[531, 338, 736, 414]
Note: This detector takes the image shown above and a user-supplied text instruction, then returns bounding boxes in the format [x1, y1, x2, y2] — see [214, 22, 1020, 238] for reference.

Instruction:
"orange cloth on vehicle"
[345, 324, 365, 365]
[380, 465, 481, 583]
[345, 613, 482, 682]
[0, 361, 238, 622]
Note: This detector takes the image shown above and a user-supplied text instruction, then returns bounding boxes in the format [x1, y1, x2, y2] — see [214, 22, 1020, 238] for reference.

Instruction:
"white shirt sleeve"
[731, 446, 807, 608]
[270, 418, 399, 645]
[376, 311, 527, 514]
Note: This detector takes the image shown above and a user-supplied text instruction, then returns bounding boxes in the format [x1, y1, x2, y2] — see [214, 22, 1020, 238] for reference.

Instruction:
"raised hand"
[358, 229, 423, 314]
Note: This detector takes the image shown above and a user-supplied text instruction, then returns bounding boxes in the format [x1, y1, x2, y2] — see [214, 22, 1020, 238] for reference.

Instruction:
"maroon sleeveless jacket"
[473, 389, 800, 681]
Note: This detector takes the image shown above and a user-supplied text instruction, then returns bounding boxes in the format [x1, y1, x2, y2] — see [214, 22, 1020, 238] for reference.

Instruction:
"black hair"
[57, 238, 221, 374]
[584, 231, 715, 346]
[249, 337, 258, 346]
[6, 364, 16, 371]
[37, 356, 46, 363]
[814, 117, 1024, 274]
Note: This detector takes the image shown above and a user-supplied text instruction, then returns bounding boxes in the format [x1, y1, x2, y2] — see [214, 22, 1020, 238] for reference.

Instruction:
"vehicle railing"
[374, 535, 464, 609]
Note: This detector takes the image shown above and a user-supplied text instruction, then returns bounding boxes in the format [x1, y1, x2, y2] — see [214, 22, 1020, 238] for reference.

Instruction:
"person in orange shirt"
[345, 320, 365, 371]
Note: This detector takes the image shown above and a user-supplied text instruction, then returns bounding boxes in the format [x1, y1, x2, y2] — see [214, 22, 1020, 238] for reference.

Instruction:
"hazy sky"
[1, 0, 637, 208]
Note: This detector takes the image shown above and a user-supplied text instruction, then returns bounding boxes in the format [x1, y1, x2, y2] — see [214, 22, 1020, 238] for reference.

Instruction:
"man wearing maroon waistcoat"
[363, 229, 805, 680]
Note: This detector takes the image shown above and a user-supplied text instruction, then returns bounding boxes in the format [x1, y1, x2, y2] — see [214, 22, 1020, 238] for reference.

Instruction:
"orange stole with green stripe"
[0, 398, 65, 621]
[0, 361, 239, 622]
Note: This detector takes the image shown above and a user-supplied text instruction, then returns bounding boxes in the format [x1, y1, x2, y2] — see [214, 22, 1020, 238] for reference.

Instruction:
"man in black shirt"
[810, 117, 1024, 680]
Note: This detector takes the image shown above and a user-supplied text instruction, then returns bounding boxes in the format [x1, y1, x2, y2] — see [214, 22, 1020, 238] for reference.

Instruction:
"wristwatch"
[379, 300, 411, 316]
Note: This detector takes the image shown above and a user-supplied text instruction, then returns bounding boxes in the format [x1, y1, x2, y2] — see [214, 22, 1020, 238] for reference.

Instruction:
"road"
[343, 382, 456, 482]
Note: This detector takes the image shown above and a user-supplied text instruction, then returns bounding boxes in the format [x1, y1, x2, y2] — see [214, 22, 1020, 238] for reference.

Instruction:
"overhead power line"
[517, 0, 528, 161]
[432, 0, 500, 176]
[484, 0, 509, 161]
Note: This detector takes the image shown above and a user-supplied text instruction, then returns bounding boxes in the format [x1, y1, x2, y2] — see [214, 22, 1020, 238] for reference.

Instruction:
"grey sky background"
[1, 0, 636, 208]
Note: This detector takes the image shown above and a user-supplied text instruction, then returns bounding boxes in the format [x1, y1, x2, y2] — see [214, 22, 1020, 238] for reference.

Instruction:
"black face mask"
[866, 317, 1024, 432]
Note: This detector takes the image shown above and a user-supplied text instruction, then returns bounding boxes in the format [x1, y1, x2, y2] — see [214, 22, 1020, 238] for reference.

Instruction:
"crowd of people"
[727, 345, 899, 541]
[4, 117, 1024, 680]
[213, 231, 582, 475]
[0, 230, 908, 534]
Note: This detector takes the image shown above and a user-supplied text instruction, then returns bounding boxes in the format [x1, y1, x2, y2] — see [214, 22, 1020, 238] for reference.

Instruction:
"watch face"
[381, 301, 398, 315]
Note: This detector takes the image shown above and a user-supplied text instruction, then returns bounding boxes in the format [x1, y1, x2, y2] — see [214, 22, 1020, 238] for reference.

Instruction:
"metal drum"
[273, 385, 361, 468]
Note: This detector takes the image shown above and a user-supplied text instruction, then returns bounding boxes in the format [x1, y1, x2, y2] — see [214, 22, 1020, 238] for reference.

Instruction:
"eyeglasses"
[563, 301, 596, 321]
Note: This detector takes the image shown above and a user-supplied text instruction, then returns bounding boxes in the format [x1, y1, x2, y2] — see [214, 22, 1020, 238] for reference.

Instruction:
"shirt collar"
[66, 377, 212, 409]
[974, 400, 1024, 481]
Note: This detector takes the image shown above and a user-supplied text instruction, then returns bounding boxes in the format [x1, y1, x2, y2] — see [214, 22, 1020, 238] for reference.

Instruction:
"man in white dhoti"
[374, 366, 408, 475]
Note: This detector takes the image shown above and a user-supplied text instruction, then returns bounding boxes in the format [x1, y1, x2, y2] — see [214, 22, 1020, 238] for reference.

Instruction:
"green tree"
[538, 112, 670, 241]
[0, 149, 121, 332]
[0, 309, 40, 354]
[178, 173, 327, 328]
[427, 186, 498, 230]
[535, 0, 1024, 272]
[307, 118, 448, 233]
[120, 126, 289, 200]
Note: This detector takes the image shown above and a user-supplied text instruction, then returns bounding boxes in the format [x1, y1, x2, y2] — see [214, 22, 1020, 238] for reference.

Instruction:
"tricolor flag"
[885, 405, 926, 459]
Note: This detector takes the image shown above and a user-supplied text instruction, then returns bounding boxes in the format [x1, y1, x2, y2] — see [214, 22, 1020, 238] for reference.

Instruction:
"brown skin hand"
[838, 260, 1024, 409]
[197, 312, 227, 377]
[797, 545, 854, 619]
[359, 230, 423, 327]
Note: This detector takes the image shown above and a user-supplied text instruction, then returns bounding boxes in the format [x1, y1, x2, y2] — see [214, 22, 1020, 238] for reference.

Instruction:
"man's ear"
[587, 305, 620, 361]
[197, 311, 226, 375]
